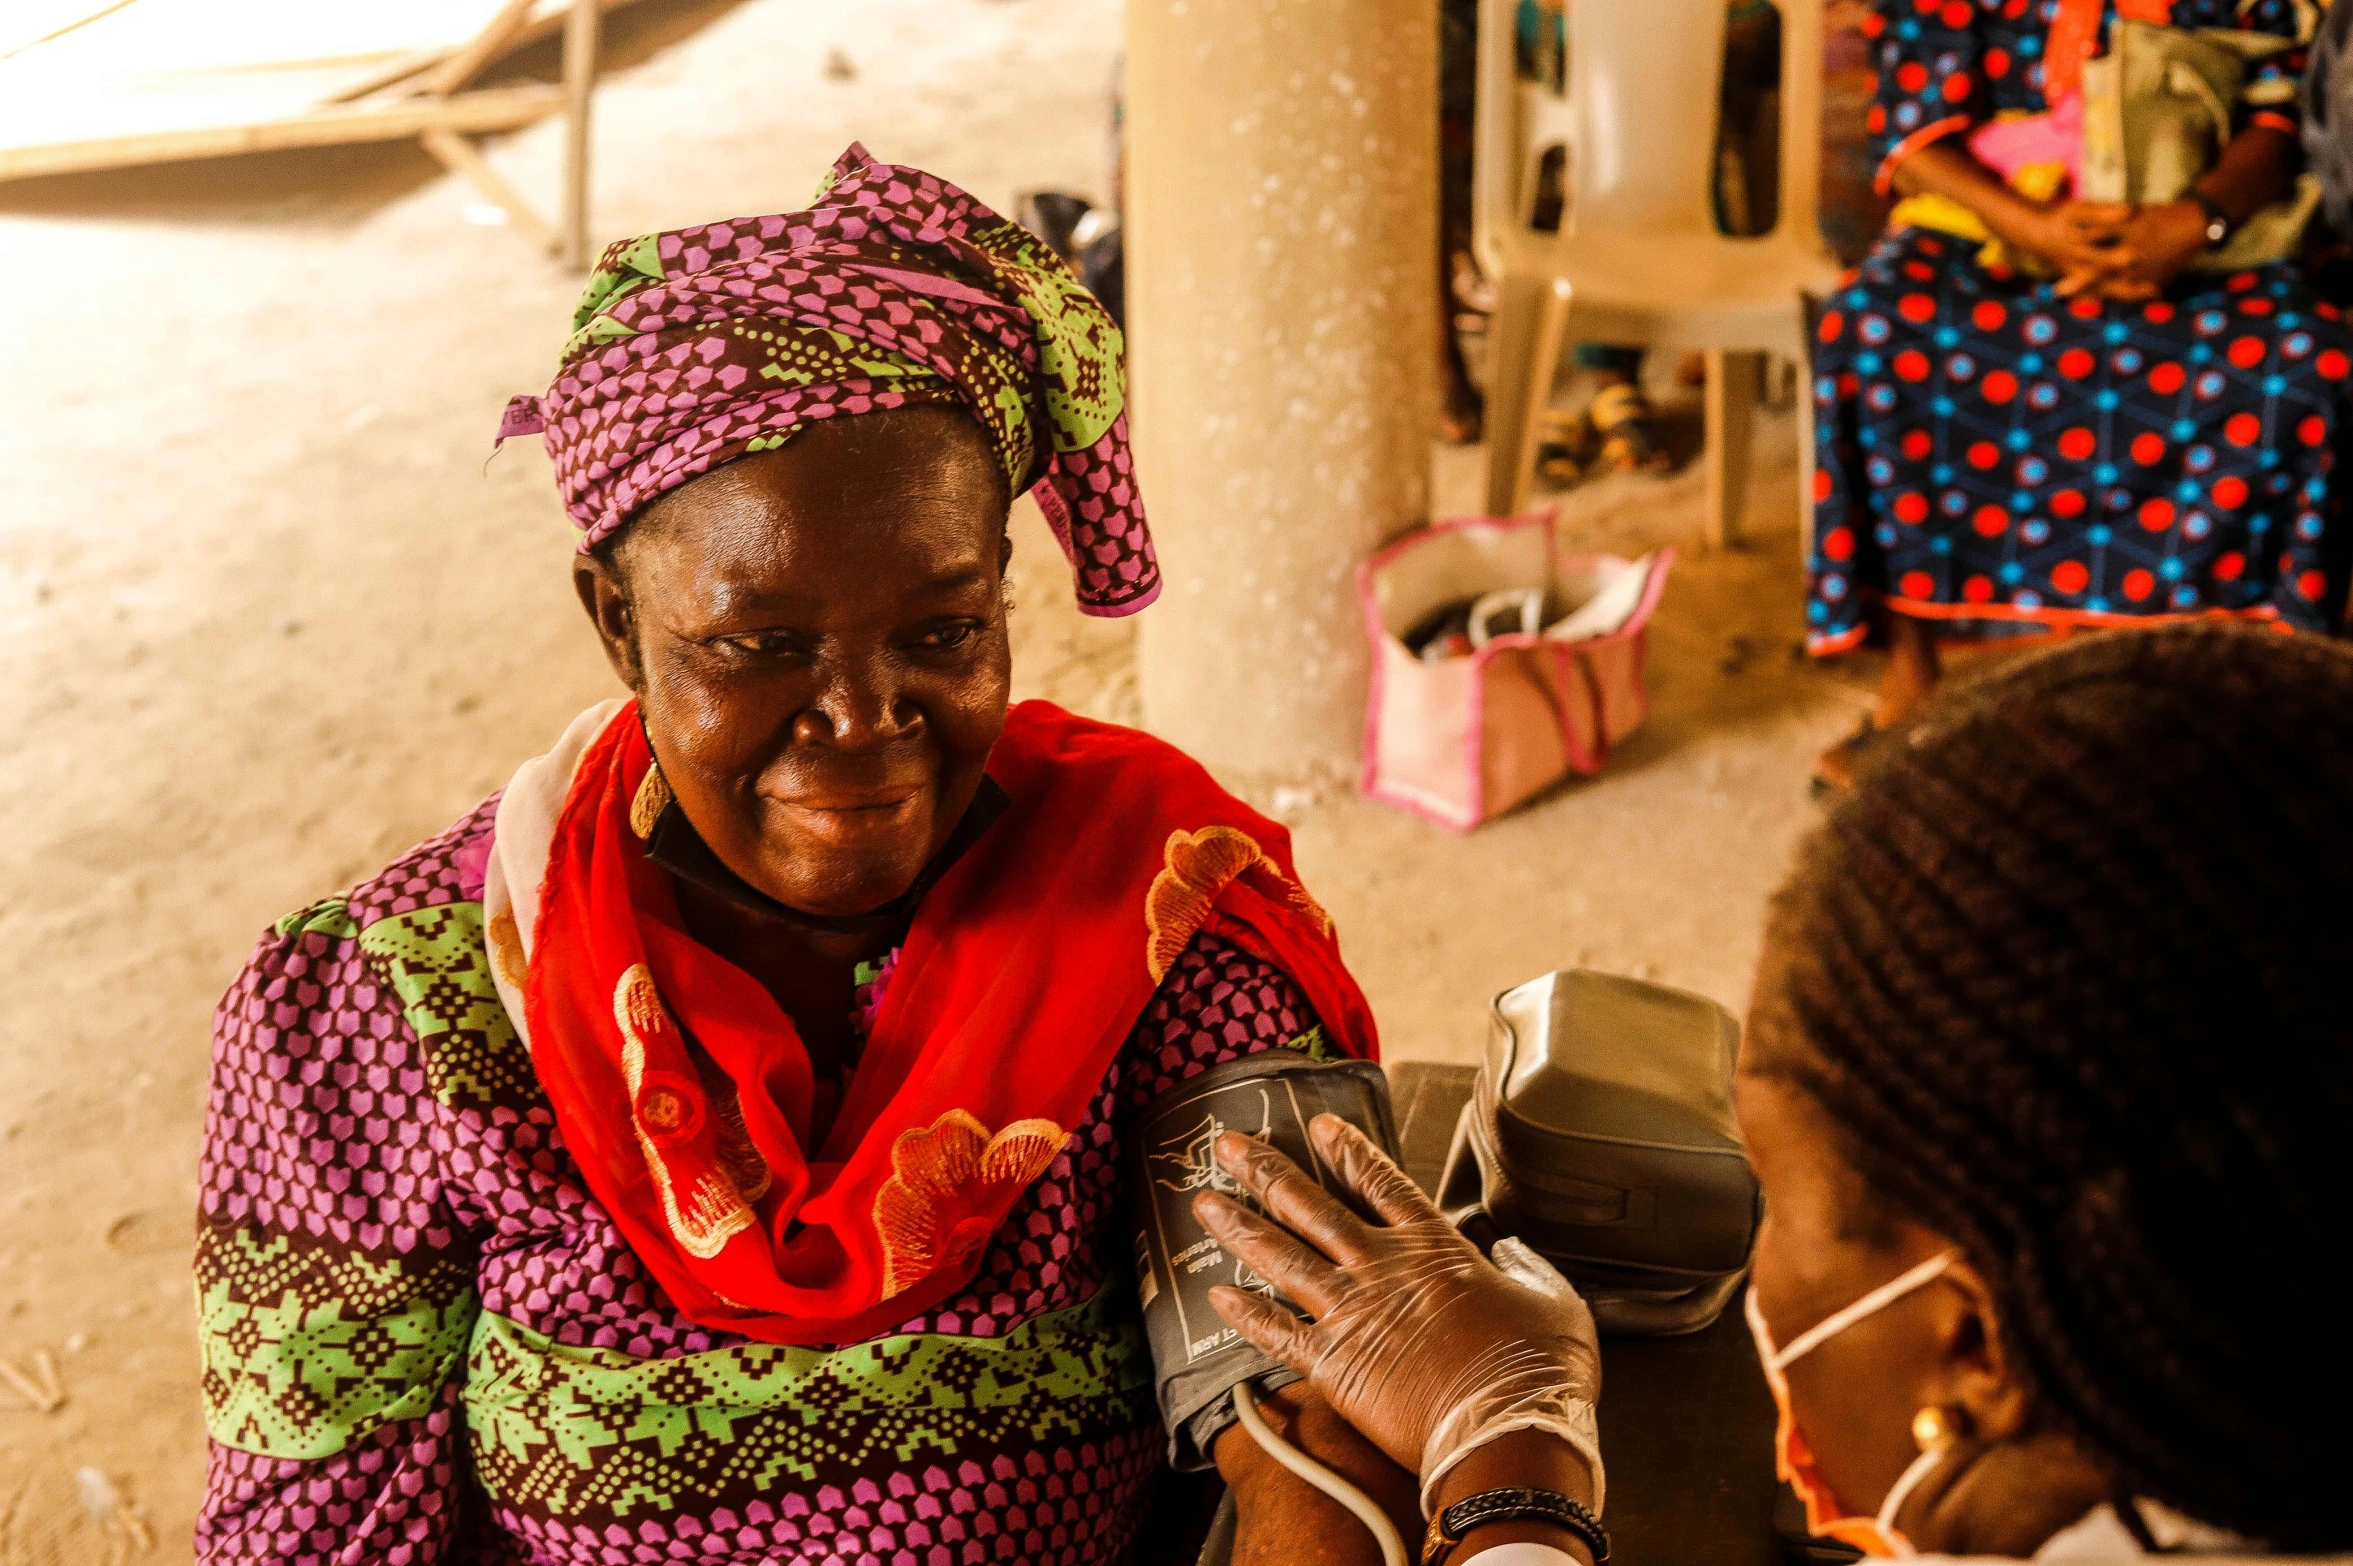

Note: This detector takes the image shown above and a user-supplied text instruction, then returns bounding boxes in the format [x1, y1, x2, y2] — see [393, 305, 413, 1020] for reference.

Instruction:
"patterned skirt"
[1807, 226, 2352, 652]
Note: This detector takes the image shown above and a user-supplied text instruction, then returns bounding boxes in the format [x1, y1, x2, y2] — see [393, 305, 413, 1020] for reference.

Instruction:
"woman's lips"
[778, 792, 916, 815]
[769, 792, 924, 844]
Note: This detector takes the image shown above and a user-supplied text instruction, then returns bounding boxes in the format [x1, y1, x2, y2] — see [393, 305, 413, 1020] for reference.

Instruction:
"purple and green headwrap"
[498, 143, 1157, 617]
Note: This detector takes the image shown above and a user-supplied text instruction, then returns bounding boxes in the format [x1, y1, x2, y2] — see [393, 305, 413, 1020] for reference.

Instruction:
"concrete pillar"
[1126, 0, 1439, 775]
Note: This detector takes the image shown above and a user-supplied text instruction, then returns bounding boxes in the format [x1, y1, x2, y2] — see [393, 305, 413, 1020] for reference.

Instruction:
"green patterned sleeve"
[194, 902, 483, 1564]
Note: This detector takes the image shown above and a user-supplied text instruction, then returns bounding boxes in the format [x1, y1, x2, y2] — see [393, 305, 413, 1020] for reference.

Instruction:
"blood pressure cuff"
[1126, 1051, 1400, 1470]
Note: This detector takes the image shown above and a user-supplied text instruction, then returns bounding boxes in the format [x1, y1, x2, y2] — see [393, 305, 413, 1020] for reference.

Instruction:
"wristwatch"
[1422, 1487, 1610, 1566]
[2188, 188, 2233, 248]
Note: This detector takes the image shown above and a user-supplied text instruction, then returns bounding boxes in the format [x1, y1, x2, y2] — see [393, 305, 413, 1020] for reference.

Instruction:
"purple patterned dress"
[195, 796, 1328, 1565]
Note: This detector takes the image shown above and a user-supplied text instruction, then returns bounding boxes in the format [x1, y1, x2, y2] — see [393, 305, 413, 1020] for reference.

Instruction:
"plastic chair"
[1514, 79, 1578, 229]
[1474, 0, 1844, 545]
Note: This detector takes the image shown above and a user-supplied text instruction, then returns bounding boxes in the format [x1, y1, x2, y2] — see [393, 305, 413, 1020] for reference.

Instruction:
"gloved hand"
[1195, 1113, 1606, 1516]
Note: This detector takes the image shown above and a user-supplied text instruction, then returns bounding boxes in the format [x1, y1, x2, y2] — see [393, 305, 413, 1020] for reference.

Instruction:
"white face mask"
[1744, 1253, 1957, 1559]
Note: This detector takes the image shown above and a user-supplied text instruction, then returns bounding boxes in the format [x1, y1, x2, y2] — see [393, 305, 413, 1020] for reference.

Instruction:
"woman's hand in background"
[1194, 1115, 1603, 1505]
[2001, 200, 2142, 297]
[1887, 142, 2137, 296]
[2027, 125, 2299, 302]
[2088, 200, 2212, 301]
[2088, 123, 2304, 301]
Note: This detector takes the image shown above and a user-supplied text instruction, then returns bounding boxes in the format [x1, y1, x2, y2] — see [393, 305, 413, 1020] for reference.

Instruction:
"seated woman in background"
[191, 144, 1378, 1565]
[1808, 0, 2349, 789]
[1202, 622, 2353, 1565]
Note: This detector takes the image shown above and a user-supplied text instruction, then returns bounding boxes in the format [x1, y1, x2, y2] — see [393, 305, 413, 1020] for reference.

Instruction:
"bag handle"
[1467, 589, 1546, 648]
[2164, 57, 2235, 143]
[1533, 642, 1611, 774]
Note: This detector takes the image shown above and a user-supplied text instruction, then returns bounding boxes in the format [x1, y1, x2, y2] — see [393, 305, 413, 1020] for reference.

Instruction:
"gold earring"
[630, 763, 673, 840]
[1912, 1404, 1971, 1454]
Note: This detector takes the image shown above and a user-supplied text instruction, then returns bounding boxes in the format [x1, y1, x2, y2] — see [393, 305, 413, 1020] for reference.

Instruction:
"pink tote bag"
[1359, 513, 1673, 832]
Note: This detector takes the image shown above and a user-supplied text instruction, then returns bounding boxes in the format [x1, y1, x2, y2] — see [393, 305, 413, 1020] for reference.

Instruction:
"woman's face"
[575, 407, 1013, 918]
[1734, 946, 1983, 1525]
[1734, 946, 2116, 1556]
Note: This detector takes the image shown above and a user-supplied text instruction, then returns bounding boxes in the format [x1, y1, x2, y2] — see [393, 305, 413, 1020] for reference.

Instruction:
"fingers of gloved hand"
[1208, 1284, 1323, 1375]
[1309, 1114, 1442, 1230]
[1490, 1237, 1583, 1310]
[1211, 1130, 1314, 1208]
[1211, 1131, 1377, 1264]
[1194, 1191, 1347, 1315]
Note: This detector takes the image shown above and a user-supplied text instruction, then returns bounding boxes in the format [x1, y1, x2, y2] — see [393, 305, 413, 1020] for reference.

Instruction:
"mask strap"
[1771, 1252, 1957, 1370]
[2111, 1492, 2166, 1554]
[1870, 1441, 1949, 1558]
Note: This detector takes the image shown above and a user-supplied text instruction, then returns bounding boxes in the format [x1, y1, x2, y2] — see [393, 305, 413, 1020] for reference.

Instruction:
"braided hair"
[1752, 623, 2353, 1549]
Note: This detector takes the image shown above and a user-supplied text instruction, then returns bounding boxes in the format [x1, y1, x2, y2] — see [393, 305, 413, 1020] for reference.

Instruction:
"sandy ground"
[0, 1, 1873, 1557]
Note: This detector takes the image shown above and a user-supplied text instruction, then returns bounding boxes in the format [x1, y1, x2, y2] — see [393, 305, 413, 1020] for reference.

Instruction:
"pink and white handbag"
[1359, 513, 1673, 832]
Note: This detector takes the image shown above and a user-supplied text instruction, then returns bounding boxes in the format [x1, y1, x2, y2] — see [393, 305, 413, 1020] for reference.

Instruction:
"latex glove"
[1194, 1114, 1605, 1516]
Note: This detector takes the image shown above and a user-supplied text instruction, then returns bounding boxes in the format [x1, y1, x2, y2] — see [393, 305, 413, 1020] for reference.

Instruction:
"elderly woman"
[192, 146, 1378, 1565]
[1807, 0, 2351, 790]
[1200, 625, 2353, 1564]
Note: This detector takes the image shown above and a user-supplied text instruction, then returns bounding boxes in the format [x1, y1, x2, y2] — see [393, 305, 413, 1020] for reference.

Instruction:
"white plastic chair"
[1513, 78, 1578, 230]
[1474, 0, 1844, 545]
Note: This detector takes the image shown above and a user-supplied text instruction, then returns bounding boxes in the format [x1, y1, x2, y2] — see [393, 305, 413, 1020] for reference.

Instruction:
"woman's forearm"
[1897, 122, 2297, 235]
[1217, 1386, 1424, 1566]
[1888, 139, 2040, 233]
[2194, 124, 2300, 225]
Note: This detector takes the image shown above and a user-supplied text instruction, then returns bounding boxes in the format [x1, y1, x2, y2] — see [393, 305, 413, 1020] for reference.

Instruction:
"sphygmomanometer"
[1127, 1050, 1400, 1467]
[1121, 970, 1759, 1566]
[1437, 968, 1759, 1337]
[1125, 1049, 1416, 1564]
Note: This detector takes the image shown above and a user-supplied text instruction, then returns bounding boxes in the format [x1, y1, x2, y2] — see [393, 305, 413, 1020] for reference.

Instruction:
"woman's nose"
[792, 660, 918, 751]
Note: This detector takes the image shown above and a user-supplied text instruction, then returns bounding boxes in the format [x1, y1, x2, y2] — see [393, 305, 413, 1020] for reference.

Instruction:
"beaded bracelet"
[1421, 1486, 1610, 1566]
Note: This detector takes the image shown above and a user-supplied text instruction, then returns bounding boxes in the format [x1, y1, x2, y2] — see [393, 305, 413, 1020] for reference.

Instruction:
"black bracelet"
[1422, 1486, 1610, 1566]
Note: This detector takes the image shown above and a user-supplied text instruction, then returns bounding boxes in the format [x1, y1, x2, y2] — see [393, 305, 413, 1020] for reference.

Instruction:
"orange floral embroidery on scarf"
[613, 965, 757, 1260]
[1144, 826, 1332, 982]
[873, 1109, 1068, 1299]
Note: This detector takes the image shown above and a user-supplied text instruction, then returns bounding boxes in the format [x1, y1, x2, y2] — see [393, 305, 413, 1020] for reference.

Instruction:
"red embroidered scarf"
[522, 701, 1377, 1345]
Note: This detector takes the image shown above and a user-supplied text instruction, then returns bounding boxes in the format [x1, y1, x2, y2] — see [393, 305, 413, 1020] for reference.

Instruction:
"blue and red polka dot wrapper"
[1810, 231, 2347, 649]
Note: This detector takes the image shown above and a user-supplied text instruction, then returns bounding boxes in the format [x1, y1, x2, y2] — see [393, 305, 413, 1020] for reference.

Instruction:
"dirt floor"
[0, 0, 1876, 1557]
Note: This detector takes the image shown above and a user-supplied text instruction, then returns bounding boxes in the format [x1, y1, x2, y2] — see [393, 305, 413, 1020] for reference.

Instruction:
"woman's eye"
[916, 622, 981, 651]
[717, 632, 805, 659]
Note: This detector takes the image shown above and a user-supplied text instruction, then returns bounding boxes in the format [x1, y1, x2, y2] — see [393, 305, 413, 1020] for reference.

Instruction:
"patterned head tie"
[498, 142, 1157, 617]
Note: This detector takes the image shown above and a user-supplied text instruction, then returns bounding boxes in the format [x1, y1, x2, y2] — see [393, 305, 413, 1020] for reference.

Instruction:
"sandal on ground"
[1808, 714, 1890, 800]
[1590, 382, 1675, 475]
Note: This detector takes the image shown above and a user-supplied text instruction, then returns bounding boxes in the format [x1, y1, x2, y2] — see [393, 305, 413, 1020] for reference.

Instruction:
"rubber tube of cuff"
[1231, 1383, 1410, 1566]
